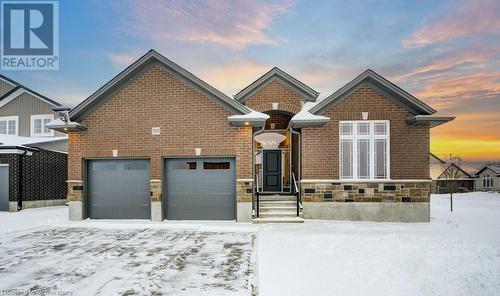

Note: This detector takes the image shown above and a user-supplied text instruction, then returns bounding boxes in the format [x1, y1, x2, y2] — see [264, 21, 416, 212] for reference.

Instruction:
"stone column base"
[69, 200, 84, 221]
[237, 202, 252, 222]
[151, 201, 162, 222]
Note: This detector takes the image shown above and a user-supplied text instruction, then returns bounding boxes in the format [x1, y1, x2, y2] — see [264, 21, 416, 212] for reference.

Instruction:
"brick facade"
[302, 84, 430, 180]
[243, 79, 304, 113]
[67, 63, 253, 182]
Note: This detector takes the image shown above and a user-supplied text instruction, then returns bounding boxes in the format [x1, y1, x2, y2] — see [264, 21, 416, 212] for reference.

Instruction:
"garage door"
[0, 165, 8, 211]
[87, 159, 150, 219]
[165, 158, 235, 220]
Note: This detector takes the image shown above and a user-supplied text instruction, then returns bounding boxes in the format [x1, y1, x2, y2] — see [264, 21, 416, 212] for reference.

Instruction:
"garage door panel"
[88, 159, 150, 219]
[165, 158, 235, 220]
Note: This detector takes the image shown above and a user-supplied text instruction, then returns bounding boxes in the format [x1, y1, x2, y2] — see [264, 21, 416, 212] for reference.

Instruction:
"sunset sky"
[2, 0, 499, 164]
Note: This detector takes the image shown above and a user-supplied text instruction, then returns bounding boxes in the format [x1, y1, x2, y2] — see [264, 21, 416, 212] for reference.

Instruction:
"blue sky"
[1, 0, 499, 161]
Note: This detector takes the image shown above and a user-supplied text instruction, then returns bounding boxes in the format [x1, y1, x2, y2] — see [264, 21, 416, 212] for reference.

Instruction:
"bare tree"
[440, 155, 463, 212]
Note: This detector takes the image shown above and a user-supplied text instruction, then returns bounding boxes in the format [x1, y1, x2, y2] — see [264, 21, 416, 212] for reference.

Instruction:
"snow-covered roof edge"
[290, 102, 330, 128]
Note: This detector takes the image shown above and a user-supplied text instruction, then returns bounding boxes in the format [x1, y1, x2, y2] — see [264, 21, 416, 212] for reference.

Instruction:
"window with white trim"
[339, 120, 390, 180]
[31, 114, 54, 137]
[0, 116, 18, 135]
[483, 175, 493, 188]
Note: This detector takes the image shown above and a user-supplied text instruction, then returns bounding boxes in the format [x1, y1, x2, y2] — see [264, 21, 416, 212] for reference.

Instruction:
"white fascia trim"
[0, 76, 16, 87]
[0, 149, 28, 154]
[0, 87, 58, 108]
[300, 179, 432, 183]
[0, 115, 19, 135]
[66, 180, 83, 183]
[0, 163, 9, 166]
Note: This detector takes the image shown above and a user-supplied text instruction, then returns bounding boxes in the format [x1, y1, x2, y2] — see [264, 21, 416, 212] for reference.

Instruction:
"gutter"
[17, 150, 27, 211]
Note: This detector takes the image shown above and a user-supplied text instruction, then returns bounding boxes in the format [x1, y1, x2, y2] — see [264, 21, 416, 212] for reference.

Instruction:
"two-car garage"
[86, 157, 236, 220]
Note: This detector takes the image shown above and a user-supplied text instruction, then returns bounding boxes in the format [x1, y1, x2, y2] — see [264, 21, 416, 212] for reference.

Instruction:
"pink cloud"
[107, 52, 142, 68]
[402, 0, 500, 48]
[115, 0, 294, 50]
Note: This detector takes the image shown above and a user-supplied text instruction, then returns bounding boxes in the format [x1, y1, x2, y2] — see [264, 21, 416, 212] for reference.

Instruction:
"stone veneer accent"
[150, 180, 162, 202]
[237, 180, 253, 202]
[301, 181, 431, 203]
[67, 180, 83, 201]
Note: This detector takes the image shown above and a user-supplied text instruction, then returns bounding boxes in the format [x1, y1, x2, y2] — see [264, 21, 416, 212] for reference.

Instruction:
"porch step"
[259, 201, 297, 207]
[252, 217, 304, 224]
[259, 211, 302, 218]
[259, 205, 297, 213]
[258, 194, 296, 201]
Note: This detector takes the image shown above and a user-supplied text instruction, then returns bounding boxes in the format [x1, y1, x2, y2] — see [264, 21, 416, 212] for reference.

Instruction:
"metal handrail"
[255, 173, 260, 218]
[292, 172, 300, 217]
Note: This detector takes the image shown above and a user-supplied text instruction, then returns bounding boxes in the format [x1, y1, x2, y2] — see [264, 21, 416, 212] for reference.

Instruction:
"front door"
[263, 150, 281, 192]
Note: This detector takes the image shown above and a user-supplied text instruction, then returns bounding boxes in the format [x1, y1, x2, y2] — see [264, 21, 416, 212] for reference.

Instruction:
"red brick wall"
[265, 112, 291, 130]
[68, 63, 252, 180]
[302, 84, 430, 180]
[244, 79, 304, 113]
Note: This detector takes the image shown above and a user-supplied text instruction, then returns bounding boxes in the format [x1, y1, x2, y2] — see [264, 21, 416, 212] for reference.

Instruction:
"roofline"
[0, 74, 62, 107]
[310, 69, 437, 115]
[234, 67, 319, 103]
[430, 152, 445, 164]
[474, 166, 500, 176]
[70, 50, 250, 122]
[437, 163, 474, 179]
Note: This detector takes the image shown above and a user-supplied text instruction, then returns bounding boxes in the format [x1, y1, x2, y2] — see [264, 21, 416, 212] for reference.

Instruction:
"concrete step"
[259, 205, 297, 213]
[252, 217, 305, 224]
[258, 195, 296, 201]
[259, 201, 297, 207]
[259, 211, 301, 218]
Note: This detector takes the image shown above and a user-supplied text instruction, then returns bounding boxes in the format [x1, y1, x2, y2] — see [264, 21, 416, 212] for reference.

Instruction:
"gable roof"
[234, 67, 319, 103]
[474, 166, 500, 176]
[430, 153, 445, 164]
[310, 69, 436, 115]
[69, 50, 252, 122]
[437, 163, 475, 180]
[0, 73, 62, 108]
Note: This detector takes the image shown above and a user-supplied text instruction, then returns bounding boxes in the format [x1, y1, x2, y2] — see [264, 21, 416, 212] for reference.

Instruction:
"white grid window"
[31, 114, 54, 137]
[0, 116, 18, 135]
[483, 175, 493, 188]
[339, 120, 390, 180]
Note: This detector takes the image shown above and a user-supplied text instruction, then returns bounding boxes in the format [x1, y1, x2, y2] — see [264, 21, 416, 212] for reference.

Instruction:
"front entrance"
[263, 150, 281, 192]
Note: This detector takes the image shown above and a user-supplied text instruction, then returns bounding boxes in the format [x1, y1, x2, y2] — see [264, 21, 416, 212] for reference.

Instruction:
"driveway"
[0, 227, 256, 296]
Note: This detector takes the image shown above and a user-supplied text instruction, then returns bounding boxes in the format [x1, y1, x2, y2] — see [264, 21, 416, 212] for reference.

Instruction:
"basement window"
[31, 114, 54, 137]
[339, 121, 390, 180]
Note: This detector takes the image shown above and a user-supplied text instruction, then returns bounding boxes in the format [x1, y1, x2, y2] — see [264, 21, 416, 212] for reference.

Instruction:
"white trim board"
[0, 87, 59, 108]
[300, 179, 432, 183]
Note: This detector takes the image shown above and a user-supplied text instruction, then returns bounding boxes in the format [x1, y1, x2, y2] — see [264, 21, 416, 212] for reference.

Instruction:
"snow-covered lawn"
[0, 192, 499, 296]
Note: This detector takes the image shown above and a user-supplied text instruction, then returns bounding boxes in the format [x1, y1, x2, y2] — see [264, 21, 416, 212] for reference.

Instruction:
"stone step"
[252, 217, 305, 224]
[258, 195, 296, 201]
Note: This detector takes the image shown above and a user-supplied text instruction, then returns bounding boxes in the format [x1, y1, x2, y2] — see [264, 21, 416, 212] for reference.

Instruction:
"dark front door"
[263, 150, 281, 192]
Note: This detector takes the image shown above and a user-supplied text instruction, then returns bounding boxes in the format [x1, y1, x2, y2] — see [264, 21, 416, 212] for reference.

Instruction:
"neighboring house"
[430, 153, 445, 193]
[435, 163, 475, 194]
[49, 50, 454, 223]
[0, 74, 68, 212]
[474, 166, 500, 192]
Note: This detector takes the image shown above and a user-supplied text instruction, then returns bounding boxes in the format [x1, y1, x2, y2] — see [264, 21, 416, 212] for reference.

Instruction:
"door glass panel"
[340, 122, 353, 135]
[357, 139, 370, 179]
[374, 139, 387, 178]
[374, 122, 387, 135]
[203, 162, 230, 170]
[340, 139, 353, 179]
[357, 123, 370, 135]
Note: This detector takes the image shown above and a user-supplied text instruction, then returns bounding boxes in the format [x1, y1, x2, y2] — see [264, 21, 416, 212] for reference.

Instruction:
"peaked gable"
[234, 67, 319, 103]
[310, 69, 435, 115]
[438, 163, 474, 180]
[69, 50, 251, 122]
[0, 74, 61, 108]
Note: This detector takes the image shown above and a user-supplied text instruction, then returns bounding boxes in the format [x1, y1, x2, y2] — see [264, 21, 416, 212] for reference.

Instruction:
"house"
[474, 166, 500, 192]
[435, 163, 475, 194]
[430, 153, 445, 193]
[0, 74, 68, 212]
[48, 50, 454, 223]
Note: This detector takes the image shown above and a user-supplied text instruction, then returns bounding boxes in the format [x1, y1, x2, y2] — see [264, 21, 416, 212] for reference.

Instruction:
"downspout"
[290, 125, 301, 192]
[17, 150, 27, 211]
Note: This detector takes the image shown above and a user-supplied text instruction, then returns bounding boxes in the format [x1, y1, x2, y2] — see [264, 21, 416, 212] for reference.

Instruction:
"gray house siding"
[0, 92, 65, 137]
[0, 79, 15, 97]
[475, 168, 500, 192]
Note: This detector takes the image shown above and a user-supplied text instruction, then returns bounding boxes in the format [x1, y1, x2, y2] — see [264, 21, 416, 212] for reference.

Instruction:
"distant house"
[429, 153, 445, 193]
[435, 163, 475, 194]
[0, 74, 67, 212]
[474, 166, 500, 192]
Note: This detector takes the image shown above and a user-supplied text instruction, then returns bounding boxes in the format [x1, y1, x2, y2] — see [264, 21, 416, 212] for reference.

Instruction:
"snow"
[0, 134, 67, 148]
[0, 192, 499, 295]
[227, 110, 270, 120]
[290, 101, 329, 123]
